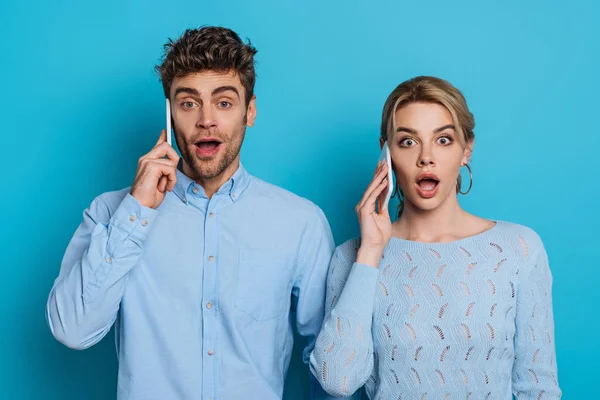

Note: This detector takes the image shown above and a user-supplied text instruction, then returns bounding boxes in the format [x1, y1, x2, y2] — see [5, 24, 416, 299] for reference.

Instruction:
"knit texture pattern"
[310, 221, 561, 399]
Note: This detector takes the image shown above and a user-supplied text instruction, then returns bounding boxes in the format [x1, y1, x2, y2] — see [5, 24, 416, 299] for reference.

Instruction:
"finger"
[139, 158, 178, 170]
[155, 129, 167, 147]
[165, 168, 178, 191]
[373, 160, 388, 179]
[358, 165, 389, 209]
[358, 166, 387, 210]
[143, 142, 181, 163]
[160, 142, 180, 162]
[137, 159, 178, 187]
[158, 175, 167, 193]
[135, 158, 172, 180]
[355, 161, 386, 213]
[163, 165, 178, 192]
[146, 141, 179, 160]
[150, 163, 178, 193]
[360, 178, 388, 216]
[377, 180, 389, 214]
[373, 161, 384, 177]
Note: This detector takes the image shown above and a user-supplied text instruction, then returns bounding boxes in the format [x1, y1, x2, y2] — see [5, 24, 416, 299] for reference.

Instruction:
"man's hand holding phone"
[130, 130, 180, 209]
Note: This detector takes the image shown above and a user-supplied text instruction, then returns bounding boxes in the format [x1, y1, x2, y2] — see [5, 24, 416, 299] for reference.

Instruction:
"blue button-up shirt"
[46, 164, 339, 400]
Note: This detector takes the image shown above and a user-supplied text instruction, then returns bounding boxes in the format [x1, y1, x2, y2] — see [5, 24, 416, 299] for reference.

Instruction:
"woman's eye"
[400, 138, 417, 147]
[437, 136, 453, 145]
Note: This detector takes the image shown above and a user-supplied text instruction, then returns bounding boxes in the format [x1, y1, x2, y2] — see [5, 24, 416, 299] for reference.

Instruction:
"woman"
[310, 76, 561, 399]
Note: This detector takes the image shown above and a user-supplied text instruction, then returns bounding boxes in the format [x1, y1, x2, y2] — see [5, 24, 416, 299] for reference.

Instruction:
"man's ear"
[246, 95, 257, 127]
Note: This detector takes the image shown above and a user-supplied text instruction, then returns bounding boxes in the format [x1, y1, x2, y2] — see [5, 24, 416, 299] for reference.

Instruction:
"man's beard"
[174, 125, 246, 181]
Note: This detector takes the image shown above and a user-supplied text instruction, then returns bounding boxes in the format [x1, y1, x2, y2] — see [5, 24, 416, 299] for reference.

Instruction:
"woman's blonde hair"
[380, 76, 475, 213]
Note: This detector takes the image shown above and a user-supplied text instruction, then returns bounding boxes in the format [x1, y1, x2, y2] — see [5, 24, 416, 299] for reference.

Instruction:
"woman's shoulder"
[493, 220, 545, 247]
[332, 237, 361, 263]
[488, 221, 548, 266]
[327, 238, 362, 283]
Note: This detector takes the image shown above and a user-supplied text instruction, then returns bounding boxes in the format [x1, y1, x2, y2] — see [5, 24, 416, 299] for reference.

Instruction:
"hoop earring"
[459, 163, 473, 195]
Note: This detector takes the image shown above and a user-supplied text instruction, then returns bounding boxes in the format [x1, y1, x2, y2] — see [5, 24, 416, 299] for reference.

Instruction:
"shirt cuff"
[109, 193, 158, 245]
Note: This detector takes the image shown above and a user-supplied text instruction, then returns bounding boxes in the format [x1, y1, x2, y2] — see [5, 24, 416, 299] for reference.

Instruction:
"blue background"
[1, 0, 598, 398]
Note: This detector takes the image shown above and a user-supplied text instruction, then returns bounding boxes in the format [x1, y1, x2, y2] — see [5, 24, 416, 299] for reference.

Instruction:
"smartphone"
[166, 98, 172, 146]
[378, 141, 394, 210]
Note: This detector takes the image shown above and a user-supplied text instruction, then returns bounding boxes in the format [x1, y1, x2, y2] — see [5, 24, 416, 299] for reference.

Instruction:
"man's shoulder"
[85, 187, 132, 217]
[248, 176, 322, 217]
[95, 187, 131, 206]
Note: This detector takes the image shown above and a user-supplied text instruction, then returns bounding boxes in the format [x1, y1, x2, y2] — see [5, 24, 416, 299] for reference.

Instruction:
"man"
[46, 26, 339, 400]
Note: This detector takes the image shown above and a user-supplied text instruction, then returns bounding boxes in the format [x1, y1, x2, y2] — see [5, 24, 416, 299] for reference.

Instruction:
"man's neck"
[182, 159, 240, 199]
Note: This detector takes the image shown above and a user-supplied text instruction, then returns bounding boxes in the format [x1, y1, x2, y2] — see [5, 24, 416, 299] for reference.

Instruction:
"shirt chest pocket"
[234, 249, 294, 321]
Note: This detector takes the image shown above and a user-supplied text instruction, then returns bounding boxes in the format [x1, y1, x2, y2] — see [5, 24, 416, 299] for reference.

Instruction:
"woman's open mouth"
[415, 173, 440, 199]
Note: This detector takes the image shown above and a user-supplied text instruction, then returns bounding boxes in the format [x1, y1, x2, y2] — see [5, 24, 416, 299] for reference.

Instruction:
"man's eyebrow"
[174, 87, 199, 96]
[212, 86, 239, 97]
[173, 86, 240, 100]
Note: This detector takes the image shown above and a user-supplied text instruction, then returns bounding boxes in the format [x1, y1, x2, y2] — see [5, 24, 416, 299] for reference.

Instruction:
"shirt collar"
[172, 161, 251, 203]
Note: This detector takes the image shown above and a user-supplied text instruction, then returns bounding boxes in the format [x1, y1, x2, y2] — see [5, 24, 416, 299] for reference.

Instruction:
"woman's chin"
[403, 190, 455, 213]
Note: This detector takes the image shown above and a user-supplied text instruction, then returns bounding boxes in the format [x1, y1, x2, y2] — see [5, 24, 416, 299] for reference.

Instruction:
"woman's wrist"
[356, 246, 384, 268]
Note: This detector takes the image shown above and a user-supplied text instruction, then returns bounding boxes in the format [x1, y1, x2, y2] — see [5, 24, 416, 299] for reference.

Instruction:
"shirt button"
[192, 187, 199, 194]
[206, 302, 213, 309]
[129, 215, 136, 222]
[231, 192, 237, 198]
[106, 257, 113, 263]
[208, 256, 215, 262]
[141, 220, 148, 227]
[207, 349, 214, 356]
[209, 212, 215, 218]
[183, 198, 188, 204]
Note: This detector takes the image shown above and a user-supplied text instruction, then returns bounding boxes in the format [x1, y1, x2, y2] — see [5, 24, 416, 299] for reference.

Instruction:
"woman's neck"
[393, 195, 475, 243]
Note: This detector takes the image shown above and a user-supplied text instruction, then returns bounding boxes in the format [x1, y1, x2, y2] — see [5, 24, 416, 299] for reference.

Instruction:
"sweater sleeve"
[310, 240, 380, 397]
[512, 232, 562, 399]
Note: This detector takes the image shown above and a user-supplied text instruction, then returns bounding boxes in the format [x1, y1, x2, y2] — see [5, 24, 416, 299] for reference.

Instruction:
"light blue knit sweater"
[310, 221, 561, 399]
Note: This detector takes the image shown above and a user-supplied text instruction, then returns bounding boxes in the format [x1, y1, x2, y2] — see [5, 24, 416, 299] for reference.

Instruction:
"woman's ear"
[462, 138, 474, 165]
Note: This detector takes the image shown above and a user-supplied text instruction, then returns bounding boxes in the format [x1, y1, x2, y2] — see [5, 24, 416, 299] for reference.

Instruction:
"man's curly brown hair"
[155, 26, 257, 106]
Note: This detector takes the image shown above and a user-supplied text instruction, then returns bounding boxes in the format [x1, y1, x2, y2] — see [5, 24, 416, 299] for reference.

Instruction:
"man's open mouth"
[195, 138, 223, 157]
